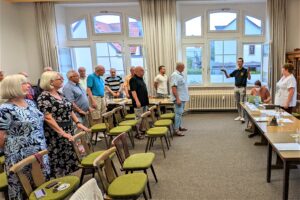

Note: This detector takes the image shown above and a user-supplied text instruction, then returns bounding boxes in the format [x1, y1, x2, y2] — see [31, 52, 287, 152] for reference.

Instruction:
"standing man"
[130, 66, 149, 139]
[63, 70, 91, 126]
[171, 62, 189, 136]
[124, 66, 135, 99]
[154, 65, 169, 98]
[221, 57, 251, 122]
[87, 65, 106, 120]
[105, 68, 124, 98]
[78, 66, 87, 91]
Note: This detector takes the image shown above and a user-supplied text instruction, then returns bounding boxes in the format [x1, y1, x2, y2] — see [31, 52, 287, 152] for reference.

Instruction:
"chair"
[0, 172, 8, 200]
[142, 111, 169, 158]
[158, 102, 175, 121]
[102, 111, 135, 148]
[87, 112, 108, 147]
[149, 105, 173, 141]
[93, 147, 148, 200]
[9, 150, 79, 200]
[114, 106, 139, 136]
[72, 131, 116, 185]
[69, 178, 103, 200]
[122, 105, 136, 120]
[112, 133, 158, 198]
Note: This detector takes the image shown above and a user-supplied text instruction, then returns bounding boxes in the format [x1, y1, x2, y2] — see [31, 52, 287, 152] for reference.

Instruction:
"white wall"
[0, 1, 42, 84]
[286, 0, 300, 52]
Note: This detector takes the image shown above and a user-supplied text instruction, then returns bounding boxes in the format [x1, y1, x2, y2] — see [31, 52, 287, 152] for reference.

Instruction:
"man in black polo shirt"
[221, 57, 251, 122]
[130, 66, 149, 139]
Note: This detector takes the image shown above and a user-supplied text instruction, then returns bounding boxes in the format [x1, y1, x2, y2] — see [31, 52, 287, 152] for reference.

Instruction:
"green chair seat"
[125, 114, 136, 120]
[109, 126, 132, 135]
[0, 156, 4, 165]
[154, 119, 172, 127]
[108, 173, 147, 198]
[147, 127, 168, 136]
[123, 153, 155, 170]
[29, 176, 80, 200]
[81, 151, 105, 167]
[119, 120, 138, 126]
[0, 172, 7, 190]
[91, 123, 107, 132]
[160, 113, 175, 119]
[292, 112, 300, 119]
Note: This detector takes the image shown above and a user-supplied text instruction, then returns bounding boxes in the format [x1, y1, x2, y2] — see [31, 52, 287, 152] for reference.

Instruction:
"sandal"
[135, 134, 145, 140]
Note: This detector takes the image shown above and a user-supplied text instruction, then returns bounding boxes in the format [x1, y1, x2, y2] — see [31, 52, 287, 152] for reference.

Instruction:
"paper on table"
[260, 110, 292, 117]
[279, 118, 294, 123]
[274, 143, 300, 151]
[254, 117, 269, 122]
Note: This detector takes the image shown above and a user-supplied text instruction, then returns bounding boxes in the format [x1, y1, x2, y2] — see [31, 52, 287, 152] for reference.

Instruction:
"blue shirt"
[170, 70, 190, 102]
[63, 81, 89, 112]
[87, 73, 105, 97]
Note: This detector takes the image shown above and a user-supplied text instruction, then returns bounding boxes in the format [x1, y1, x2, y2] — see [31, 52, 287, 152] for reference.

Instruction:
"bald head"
[176, 62, 185, 73]
[95, 65, 105, 76]
[110, 68, 116, 77]
[134, 66, 144, 78]
[129, 66, 135, 76]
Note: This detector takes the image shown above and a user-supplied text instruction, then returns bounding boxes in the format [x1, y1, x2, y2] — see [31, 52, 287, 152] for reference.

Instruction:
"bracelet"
[75, 121, 81, 125]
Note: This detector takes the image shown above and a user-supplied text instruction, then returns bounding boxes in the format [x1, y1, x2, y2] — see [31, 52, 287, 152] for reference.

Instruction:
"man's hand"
[176, 98, 181, 106]
[92, 100, 97, 109]
[220, 69, 226, 73]
[113, 92, 118, 97]
[79, 110, 87, 116]
[248, 67, 251, 73]
[136, 101, 141, 108]
[283, 102, 289, 109]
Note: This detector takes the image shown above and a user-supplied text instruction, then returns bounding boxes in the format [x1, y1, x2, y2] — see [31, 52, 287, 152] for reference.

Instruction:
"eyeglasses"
[54, 78, 64, 81]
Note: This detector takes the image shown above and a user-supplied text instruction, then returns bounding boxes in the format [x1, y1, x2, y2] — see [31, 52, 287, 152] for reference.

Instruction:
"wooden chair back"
[87, 112, 103, 127]
[102, 111, 115, 130]
[72, 131, 94, 161]
[93, 147, 117, 193]
[113, 106, 123, 125]
[111, 133, 130, 165]
[9, 150, 48, 196]
[141, 111, 151, 131]
[148, 105, 157, 122]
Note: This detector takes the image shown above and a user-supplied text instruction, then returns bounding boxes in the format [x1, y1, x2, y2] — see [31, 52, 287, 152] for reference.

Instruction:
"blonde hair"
[0, 74, 28, 99]
[40, 71, 60, 91]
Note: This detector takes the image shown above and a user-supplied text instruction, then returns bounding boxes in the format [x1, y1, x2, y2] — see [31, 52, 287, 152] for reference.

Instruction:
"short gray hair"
[67, 70, 77, 79]
[0, 74, 28, 99]
[40, 71, 60, 91]
[176, 62, 184, 69]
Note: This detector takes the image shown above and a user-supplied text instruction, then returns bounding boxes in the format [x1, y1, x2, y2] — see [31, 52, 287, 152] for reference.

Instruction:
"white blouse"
[274, 74, 297, 107]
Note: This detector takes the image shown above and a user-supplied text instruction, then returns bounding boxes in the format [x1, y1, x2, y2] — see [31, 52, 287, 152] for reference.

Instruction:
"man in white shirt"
[154, 65, 168, 98]
[78, 66, 87, 91]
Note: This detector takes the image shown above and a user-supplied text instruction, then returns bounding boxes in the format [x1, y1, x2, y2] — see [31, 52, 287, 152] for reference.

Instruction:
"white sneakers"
[234, 116, 245, 122]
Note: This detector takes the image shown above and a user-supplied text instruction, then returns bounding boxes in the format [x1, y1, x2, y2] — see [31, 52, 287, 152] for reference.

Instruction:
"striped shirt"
[105, 76, 124, 92]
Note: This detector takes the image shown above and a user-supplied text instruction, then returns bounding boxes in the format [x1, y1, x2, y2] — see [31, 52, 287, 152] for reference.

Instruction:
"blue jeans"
[174, 101, 186, 130]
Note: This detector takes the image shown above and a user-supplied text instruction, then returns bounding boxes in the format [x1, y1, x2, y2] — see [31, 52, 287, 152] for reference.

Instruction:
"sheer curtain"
[266, 0, 287, 97]
[35, 2, 58, 71]
[139, 0, 177, 95]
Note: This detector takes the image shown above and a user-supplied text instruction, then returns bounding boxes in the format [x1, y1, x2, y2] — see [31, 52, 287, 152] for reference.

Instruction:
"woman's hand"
[63, 133, 74, 142]
[77, 123, 91, 132]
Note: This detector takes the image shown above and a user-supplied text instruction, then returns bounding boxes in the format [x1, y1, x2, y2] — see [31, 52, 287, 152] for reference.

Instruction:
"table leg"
[283, 161, 290, 200]
[266, 143, 272, 182]
[254, 131, 268, 146]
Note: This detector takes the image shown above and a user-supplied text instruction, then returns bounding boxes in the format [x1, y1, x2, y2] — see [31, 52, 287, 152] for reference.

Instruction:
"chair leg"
[168, 126, 173, 140]
[164, 135, 170, 150]
[144, 169, 152, 199]
[143, 191, 148, 200]
[92, 168, 95, 177]
[103, 131, 109, 148]
[150, 165, 158, 183]
[145, 137, 150, 153]
[160, 137, 166, 158]
[150, 137, 155, 148]
[80, 168, 85, 185]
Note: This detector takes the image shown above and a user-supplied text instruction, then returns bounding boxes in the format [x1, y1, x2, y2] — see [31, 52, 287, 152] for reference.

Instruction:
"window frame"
[127, 16, 143, 38]
[183, 16, 203, 38]
[207, 9, 239, 33]
[243, 15, 264, 37]
[91, 12, 123, 36]
[68, 16, 89, 41]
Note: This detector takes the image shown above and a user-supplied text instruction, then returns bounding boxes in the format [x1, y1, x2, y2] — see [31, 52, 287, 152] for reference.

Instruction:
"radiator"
[186, 90, 237, 111]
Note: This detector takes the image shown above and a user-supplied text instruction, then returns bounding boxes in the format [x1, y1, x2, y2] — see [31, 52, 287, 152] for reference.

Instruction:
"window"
[129, 45, 144, 67]
[244, 16, 262, 35]
[96, 42, 124, 76]
[70, 19, 88, 39]
[72, 47, 93, 75]
[93, 14, 122, 34]
[185, 16, 201, 36]
[243, 43, 262, 84]
[209, 12, 237, 31]
[184, 46, 202, 85]
[210, 40, 237, 83]
[58, 48, 72, 81]
[128, 17, 143, 37]
[262, 44, 269, 83]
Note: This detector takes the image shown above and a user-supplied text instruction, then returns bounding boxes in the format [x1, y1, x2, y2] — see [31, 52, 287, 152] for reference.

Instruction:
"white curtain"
[35, 2, 58, 71]
[267, 0, 287, 97]
[139, 0, 177, 95]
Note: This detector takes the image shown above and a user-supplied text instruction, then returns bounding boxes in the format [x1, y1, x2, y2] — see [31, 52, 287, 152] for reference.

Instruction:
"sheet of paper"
[274, 143, 300, 151]
[254, 117, 269, 122]
[280, 118, 294, 123]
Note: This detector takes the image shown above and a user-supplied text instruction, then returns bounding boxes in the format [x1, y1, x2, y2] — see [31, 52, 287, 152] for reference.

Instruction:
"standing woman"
[37, 71, 90, 178]
[275, 63, 297, 113]
[0, 74, 49, 199]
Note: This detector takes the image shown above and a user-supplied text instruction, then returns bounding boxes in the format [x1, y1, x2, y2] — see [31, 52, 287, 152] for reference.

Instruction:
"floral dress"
[37, 91, 79, 178]
[0, 100, 49, 200]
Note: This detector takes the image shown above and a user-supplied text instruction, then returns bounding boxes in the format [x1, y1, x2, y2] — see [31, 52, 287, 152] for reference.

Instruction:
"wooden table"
[242, 103, 300, 200]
